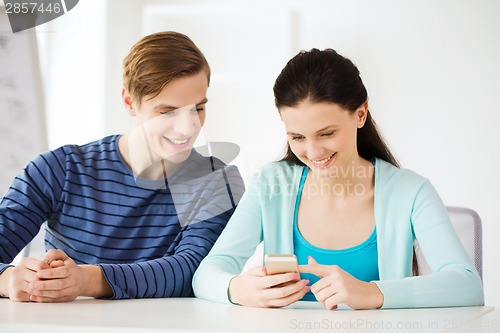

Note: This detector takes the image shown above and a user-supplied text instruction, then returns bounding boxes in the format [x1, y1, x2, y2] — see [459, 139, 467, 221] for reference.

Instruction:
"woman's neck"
[306, 157, 374, 199]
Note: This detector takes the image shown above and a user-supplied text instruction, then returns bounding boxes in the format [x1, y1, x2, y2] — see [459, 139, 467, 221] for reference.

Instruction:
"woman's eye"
[291, 136, 305, 141]
[321, 131, 335, 137]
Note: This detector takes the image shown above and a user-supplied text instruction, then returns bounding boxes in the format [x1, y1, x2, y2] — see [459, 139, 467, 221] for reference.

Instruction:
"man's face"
[129, 71, 208, 165]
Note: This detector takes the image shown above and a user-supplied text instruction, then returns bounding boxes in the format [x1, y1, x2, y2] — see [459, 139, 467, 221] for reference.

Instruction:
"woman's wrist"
[369, 282, 384, 309]
[227, 275, 241, 305]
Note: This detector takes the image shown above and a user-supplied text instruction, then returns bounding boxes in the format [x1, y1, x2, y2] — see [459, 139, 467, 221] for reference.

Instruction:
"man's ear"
[122, 88, 136, 116]
[357, 101, 369, 129]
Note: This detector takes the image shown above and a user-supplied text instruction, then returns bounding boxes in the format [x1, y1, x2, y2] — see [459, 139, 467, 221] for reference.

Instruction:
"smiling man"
[0, 31, 244, 302]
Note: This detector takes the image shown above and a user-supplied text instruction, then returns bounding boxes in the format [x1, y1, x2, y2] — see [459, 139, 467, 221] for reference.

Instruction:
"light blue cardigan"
[192, 159, 484, 308]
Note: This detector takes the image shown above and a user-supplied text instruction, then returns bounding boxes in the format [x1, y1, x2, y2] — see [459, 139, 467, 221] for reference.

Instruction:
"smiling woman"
[193, 48, 484, 310]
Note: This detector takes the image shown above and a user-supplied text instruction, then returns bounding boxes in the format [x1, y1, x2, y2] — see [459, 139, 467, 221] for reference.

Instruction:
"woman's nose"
[306, 140, 325, 160]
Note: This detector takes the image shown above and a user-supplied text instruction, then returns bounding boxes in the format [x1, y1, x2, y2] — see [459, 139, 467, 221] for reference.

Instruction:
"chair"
[414, 206, 483, 281]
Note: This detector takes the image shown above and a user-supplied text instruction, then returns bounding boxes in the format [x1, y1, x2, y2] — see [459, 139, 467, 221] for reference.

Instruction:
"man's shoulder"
[30, 135, 120, 174]
[41, 135, 119, 160]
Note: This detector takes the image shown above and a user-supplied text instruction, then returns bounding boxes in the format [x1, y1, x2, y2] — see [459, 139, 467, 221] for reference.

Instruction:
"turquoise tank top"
[293, 168, 379, 301]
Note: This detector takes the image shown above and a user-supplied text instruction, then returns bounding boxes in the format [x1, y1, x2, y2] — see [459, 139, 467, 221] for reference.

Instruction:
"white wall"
[7, 0, 107, 265]
[36, 0, 106, 149]
[14, 0, 500, 307]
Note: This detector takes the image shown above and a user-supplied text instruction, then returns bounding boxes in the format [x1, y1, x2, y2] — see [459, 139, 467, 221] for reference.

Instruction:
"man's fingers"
[49, 260, 65, 268]
[37, 265, 70, 280]
[43, 249, 69, 264]
[29, 277, 67, 292]
[21, 257, 51, 272]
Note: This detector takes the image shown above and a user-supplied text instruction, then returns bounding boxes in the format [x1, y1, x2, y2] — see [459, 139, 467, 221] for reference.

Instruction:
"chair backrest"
[414, 206, 483, 281]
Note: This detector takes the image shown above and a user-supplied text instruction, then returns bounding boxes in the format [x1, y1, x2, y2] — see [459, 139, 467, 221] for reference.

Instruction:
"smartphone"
[264, 254, 299, 275]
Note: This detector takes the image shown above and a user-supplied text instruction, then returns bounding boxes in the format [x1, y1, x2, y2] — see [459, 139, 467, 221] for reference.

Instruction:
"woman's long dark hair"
[273, 48, 399, 168]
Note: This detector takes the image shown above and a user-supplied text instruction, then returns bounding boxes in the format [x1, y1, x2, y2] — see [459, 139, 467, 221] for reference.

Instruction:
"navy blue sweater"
[0, 135, 244, 299]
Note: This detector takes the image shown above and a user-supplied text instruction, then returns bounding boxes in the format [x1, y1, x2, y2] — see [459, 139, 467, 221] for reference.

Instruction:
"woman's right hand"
[228, 266, 310, 308]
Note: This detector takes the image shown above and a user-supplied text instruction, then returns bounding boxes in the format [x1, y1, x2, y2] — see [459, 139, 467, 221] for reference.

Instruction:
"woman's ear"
[122, 88, 136, 116]
[356, 101, 369, 128]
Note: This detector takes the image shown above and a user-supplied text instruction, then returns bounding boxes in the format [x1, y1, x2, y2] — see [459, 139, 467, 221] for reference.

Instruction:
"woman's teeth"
[312, 154, 334, 165]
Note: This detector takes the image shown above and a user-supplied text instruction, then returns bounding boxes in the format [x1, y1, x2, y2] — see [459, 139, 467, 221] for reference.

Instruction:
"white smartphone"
[264, 254, 299, 275]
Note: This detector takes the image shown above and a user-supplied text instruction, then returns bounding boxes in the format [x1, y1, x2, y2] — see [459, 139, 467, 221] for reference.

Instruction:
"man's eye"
[321, 131, 335, 137]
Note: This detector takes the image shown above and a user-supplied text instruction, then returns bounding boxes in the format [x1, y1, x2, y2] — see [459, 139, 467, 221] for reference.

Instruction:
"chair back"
[415, 206, 483, 280]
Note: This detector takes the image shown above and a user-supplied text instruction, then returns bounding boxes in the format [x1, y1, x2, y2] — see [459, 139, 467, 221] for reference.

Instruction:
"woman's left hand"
[299, 256, 384, 310]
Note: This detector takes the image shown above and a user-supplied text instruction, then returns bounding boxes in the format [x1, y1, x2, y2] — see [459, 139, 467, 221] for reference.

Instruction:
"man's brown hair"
[123, 31, 210, 106]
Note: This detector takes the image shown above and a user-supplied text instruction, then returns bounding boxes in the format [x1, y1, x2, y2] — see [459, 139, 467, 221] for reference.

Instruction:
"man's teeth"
[169, 138, 189, 145]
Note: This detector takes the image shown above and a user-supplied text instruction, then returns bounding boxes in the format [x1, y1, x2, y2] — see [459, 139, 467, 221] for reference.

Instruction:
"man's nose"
[172, 107, 199, 136]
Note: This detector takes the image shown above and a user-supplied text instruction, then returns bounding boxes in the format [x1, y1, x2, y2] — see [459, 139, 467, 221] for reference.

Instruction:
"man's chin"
[162, 150, 192, 165]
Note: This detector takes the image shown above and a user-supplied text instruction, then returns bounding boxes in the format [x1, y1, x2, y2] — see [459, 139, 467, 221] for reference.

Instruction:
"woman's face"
[127, 71, 208, 165]
[279, 100, 367, 177]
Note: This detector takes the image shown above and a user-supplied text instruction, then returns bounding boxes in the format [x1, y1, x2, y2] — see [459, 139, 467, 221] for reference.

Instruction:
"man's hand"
[0, 258, 51, 302]
[27, 249, 84, 302]
[29, 249, 113, 302]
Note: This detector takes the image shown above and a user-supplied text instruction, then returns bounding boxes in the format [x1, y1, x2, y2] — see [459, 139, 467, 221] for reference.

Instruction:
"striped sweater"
[0, 135, 244, 299]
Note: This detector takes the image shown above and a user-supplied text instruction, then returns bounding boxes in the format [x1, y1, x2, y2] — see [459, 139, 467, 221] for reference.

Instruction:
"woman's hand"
[228, 266, 310, 308]
[299, 256, 384, 310]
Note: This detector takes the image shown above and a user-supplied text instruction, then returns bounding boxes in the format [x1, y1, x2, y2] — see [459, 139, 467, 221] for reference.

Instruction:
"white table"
[0, 298, 494, 333]
[444, 308, 499, 333]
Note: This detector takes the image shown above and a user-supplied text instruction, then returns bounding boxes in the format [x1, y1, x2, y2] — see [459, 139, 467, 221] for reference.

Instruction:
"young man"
[0, 31, 244, 302]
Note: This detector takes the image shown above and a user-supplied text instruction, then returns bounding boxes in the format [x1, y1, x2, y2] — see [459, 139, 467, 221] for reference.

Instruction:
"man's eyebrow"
[196, 98, 208, 105]
[153, 98, 208, 111]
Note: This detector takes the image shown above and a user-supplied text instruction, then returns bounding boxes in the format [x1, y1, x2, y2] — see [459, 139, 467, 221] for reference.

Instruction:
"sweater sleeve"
[192, 171, 265, 304]
[0, 151, 64, 274]
[98, 165, 246, 299]
[98, 211, 231, 299]
[375, 179, 484, 308]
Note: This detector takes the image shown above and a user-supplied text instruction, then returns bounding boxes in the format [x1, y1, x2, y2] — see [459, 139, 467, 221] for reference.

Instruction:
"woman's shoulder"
[254, 160, 304, 181]
[242, 161, 303, 202]
[375, 158, 430, 191]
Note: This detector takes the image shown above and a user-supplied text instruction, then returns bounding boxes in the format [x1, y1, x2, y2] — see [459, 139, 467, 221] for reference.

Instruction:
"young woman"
[0, 31, 244, 302]
[192, 48, 483, 309]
